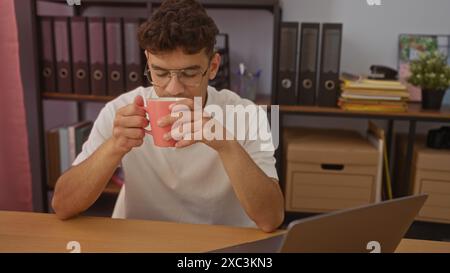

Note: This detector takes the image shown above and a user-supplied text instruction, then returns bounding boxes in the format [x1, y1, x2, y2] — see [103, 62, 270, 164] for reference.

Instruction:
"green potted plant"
[408, 51, 450, 110]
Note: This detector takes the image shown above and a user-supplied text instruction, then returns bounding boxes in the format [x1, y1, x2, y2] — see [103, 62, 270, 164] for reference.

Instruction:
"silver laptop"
[211, 194, 428, 253]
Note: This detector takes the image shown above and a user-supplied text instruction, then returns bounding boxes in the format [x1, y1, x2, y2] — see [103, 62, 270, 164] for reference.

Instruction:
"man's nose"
[165, 75, 184, 96]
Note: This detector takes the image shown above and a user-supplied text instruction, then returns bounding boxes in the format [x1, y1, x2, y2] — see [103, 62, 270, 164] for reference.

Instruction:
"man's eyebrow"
[150, 64, 202, 70]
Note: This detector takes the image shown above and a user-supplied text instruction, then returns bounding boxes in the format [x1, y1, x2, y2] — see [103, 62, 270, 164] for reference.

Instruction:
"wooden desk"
[395, 238, 450, 253]
[0, 211, 282, 253]
[1, 211, 449, 253]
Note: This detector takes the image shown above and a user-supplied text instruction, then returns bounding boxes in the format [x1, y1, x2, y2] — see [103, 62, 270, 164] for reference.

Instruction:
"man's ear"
[144, 50, 149, 59]
[208, 53, 221, 80]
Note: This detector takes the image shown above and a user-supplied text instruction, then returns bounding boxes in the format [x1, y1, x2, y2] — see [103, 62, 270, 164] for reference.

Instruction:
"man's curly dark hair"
[137, 0, 219, 57]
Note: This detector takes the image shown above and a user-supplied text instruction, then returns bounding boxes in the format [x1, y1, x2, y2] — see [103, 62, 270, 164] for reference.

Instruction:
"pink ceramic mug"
[145, 97, 183, 147]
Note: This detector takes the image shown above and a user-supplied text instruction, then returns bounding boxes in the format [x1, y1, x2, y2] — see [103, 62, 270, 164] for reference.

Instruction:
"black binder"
[277, 22, 298, 105]
[88, 17, 107, 96]
[71, 17, 90, 94]
[124, 18, 143, 91]
[317, 23, 343, 107]
[106, 18, 125, 96]
[54, 17, 73, 93]
[39, 17, 56, 92]
[298, 23, 320, 106]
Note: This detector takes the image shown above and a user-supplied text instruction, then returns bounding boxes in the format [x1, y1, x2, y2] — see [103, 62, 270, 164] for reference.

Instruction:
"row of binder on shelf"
[277, 22, 343, 107]
[39, 16, 147, 97]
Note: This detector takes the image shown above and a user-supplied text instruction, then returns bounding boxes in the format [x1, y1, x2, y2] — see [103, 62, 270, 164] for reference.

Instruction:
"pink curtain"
[0, 0, 33, 211]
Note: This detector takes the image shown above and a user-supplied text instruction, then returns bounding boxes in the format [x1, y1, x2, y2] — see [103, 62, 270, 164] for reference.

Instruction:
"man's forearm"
[52, 138, 124, 220]
[215, 141, 284, 232]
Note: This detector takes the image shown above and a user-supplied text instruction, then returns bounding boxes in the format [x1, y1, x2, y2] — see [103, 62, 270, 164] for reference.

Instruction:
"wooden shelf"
[279, 103, 450, 122]
[42, 91, 450, 121]
[42, 92, 116, 102]
[43, 92, 273, 106]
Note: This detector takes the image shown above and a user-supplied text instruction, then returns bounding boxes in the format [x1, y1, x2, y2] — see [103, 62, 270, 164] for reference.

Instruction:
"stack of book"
[339, 77, 409, 112]
[46, 121, 93, 189]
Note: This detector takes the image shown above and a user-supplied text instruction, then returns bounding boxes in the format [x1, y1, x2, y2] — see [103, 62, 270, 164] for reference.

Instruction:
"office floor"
[78, 194, 450, 243]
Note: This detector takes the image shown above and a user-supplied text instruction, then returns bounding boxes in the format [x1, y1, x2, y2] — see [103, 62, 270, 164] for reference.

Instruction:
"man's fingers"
[175, 133, 200, 148]
[159, 109, 208, 128]
[134, 95, 145, 107]
[157, 111, 190, 127]
[167, 119, 203, 141]
[123, 128, 145, 139]
[118, 102, 146, 117]
[175, 139, 196, 148]
[157, 115, 179, 128]
[114, 127, 145, 140]
[115, 115, 149, 128]
[126, 138, 144, 148]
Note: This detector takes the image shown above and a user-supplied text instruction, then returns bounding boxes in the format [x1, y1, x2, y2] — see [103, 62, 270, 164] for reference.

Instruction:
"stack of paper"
[339, 77, 409, 112]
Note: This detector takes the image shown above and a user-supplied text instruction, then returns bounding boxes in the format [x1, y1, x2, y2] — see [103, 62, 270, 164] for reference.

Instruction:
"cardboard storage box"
[394, 134, 450, 223]
[284, 128, 380, 213]
[412, 141, 450, 224]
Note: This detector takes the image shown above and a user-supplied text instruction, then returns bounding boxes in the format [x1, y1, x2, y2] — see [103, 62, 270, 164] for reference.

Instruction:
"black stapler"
[368, 65, 398, 80]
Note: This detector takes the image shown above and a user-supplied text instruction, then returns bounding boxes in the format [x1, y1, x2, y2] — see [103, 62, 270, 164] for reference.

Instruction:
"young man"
[52, 0, 284, 232]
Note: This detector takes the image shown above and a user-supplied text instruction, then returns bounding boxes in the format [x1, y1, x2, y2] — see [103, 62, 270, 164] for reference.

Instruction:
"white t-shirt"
[73, 86, 278, 228]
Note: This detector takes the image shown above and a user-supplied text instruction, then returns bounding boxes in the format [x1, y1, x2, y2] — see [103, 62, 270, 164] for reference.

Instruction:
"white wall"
[208, 9, 273, 96]
[281, 0, 450, 73]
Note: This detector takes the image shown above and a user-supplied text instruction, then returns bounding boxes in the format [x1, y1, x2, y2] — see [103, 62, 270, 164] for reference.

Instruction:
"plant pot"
[421, 89, 447, 110]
